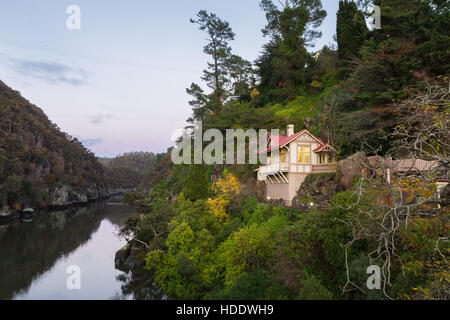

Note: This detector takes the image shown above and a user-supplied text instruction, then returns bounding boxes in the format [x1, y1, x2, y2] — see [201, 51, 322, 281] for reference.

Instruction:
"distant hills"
[99, 152, 157, 193]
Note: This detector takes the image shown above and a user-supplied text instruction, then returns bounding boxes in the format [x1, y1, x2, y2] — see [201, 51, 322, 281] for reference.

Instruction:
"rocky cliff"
[292, 152, 374, 209]
[0, 80, 108, 215]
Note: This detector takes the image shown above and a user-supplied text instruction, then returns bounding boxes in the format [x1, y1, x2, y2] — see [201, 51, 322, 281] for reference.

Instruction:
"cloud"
[1, 54, 89, 86]
[87, 114, 119, 125]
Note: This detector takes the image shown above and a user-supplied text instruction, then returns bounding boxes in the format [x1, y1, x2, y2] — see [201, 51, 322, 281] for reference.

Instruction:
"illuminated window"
[298, 146, 310, 164]
[281, 149, 286, 163]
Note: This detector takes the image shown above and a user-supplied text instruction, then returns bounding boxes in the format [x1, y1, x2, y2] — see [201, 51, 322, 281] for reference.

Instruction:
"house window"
[298, 146, 310, 164]
[281, 149, 286, 163]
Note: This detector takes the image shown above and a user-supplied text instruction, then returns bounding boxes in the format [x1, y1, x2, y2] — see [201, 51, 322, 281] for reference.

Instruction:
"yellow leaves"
[208, 173, 241, 223]
[250, 88, 260, 99]
[208, 196, 230, 223]
[212, 173, 241, 201]
[310, 80, 322, 88]
[394, 176, 436, 202]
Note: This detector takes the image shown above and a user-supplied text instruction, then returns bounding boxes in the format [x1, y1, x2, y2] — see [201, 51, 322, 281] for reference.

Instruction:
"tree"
[208, 173, 241, 222]
[339, 78, 450, 299]
[336, 0, 368, 79]
[257, 0, 327, 99]
[224, 54, 256, 102]
[190, 10, 236, 111]
[183, 164, 210, 202]
[186, 83, 209, 123]
[350, 0, 450, 104]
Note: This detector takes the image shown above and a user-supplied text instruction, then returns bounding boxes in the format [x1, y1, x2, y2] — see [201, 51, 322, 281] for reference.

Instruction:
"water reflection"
[0, 200, 153, 300]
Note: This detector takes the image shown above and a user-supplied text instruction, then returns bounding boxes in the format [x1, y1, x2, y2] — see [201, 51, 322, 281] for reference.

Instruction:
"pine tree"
[224, 54, 256, 102]
[190, 10, 235, 111]
[336, 0, 368, 79]
[186, 83, 209, 123]
[257, 0, 327, 100]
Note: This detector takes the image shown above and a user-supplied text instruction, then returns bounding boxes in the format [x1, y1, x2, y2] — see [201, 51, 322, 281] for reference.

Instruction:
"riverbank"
[0, 194, 111, 225]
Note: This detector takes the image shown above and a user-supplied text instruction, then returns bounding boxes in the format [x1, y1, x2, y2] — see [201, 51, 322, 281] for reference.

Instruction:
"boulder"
[291, 152, 375, 209]
[292, 173, 342, 209]
[338, 152, 371, 190]
[115, 243, 131, 271]
[115, 243, 145, 272]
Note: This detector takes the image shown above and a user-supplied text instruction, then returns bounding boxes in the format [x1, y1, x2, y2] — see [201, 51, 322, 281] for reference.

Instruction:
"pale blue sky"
[0, 0, 340, 157]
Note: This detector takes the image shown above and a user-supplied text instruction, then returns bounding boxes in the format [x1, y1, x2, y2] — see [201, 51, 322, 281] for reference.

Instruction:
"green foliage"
[183, 165, 210, 202]
[131, 0, 450, 301]
[145, 199, 220, 299]
[101, 152, 156, 191]
[297, 275, 333, 300]
[0, 80, 107, 209]
[257, 0, 327, 99]
[188, 10, 255, 119]
[336, 0, 368, 79]
[217, 270, 290, 300]
[123, 191, 135, 205]
[217, 223, 274, 287]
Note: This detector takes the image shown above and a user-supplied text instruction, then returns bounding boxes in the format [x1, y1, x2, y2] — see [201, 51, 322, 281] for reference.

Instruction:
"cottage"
[256, 124, 337, 206]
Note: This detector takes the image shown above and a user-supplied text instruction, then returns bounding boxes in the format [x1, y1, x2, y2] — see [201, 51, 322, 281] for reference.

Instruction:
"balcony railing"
[311, 163, 337, 173]
[259, 162, 289, 176]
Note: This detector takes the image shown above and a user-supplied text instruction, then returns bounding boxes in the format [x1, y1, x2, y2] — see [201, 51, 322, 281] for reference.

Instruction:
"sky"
[0, 0, 340, 157]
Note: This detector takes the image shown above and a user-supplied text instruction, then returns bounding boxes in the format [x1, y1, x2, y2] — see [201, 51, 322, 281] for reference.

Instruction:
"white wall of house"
[261, 129, 337, 205]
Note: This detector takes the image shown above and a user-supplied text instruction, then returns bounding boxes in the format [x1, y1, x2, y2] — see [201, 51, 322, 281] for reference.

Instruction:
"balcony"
[259, 162, 289, 176]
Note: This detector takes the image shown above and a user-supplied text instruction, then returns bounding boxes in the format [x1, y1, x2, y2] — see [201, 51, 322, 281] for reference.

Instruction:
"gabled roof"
[261, 129, 328, 154]
[313, 143, 336, 153]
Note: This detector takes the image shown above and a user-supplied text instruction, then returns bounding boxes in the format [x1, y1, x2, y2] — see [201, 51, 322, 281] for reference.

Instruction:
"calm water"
[0, 200, 138, 300]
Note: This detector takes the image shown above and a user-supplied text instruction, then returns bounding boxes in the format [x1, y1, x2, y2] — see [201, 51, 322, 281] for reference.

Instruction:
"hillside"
[101, 152, 157, 193]
[0, 81, 108, 214]
[117, 1, 449, 301]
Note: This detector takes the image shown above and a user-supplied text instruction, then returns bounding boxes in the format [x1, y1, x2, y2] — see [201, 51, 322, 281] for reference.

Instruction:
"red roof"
[313, 143, 336, 152]
[260, 129, 327, 154]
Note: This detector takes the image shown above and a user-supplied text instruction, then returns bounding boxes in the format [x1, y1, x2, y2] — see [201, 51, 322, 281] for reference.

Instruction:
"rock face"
[292, 173, 342, 209]
[49, 184, 109, 207]
[0, 80, 109, 213]
[337, 152, 371, 190]
[291, 152, 373, 209]
[115, 243, 145, 272]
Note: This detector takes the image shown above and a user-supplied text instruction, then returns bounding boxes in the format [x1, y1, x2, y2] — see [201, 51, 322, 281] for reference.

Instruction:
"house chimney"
[287, 124, 294, 136]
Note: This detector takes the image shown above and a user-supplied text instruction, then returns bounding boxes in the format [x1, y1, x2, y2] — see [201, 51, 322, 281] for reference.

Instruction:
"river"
[0, 198, 150, 300]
